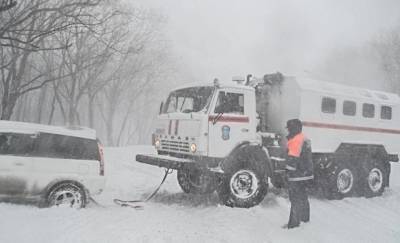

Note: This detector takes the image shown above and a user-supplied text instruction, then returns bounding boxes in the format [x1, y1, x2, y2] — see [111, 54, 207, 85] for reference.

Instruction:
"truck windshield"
[162, 86, 214, 114]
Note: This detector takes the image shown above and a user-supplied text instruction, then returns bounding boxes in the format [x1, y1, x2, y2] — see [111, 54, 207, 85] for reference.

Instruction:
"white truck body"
[266, 77, 400, 154]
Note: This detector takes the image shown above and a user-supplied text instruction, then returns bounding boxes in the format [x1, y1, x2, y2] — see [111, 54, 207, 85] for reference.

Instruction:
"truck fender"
[220, 141, 273, 178]
[335, 143, 390, 163]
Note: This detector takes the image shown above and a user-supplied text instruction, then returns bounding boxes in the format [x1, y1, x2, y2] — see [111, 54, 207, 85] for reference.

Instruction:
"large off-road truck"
[136, 73, 399, 208]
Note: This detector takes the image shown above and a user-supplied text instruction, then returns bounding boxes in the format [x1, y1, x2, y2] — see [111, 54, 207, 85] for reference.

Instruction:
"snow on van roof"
[0, 121, 97, 139]
[296, 78, 400, 104]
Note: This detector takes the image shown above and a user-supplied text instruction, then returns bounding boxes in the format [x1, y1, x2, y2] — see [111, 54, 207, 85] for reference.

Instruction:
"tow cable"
[113, 168, 173, 209]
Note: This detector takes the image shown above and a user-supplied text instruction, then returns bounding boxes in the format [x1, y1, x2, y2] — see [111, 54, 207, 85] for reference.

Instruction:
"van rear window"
[0, 133, 35, 156]
[34, 133, 99, 160]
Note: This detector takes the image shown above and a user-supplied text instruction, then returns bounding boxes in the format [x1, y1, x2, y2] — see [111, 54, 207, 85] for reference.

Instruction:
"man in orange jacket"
[284, 119, 314, 229]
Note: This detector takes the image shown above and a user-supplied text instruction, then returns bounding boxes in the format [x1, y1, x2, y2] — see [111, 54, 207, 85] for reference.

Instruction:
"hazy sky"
[134, 0, 400, 84]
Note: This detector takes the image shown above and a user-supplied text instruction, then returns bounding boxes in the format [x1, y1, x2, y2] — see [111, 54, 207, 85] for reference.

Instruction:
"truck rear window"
[362, 103, 375, 118]
[321, 97, 336, 114]
[381, 106, 392, 120]
[343, 100, 356, 116]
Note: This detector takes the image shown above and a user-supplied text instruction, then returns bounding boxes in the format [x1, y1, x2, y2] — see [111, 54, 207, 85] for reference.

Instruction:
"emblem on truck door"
[222, 125, 230, 140]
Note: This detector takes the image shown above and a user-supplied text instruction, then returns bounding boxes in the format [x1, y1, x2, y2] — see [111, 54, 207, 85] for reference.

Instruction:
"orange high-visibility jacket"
[286, 133, 314, 182]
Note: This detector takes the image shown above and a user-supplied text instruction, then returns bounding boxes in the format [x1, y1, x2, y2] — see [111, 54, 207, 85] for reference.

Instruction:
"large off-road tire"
[47, 182, 86, 209]
[363, 161, 386, 198]
[325, 162, 360, 199]
[177, 167, 217, 194]
[217, 147, 268, 208]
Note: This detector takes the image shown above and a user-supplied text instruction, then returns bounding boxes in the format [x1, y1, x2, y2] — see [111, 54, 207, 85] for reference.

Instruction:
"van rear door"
[0, 133, 35, 196]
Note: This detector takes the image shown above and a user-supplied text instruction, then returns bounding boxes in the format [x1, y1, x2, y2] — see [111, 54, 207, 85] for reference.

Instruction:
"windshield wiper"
[179, 97, 187, 112]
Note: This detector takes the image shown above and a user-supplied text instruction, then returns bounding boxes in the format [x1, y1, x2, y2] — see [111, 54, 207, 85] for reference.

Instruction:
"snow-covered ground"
[1, 146, 400, 243]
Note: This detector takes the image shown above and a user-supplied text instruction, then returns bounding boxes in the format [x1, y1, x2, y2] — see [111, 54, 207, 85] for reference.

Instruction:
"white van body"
[0, 121, 105, 206]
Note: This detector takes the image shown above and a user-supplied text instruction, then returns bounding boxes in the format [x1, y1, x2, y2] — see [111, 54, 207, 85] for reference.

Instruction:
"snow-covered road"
[0, 146, 399, 243]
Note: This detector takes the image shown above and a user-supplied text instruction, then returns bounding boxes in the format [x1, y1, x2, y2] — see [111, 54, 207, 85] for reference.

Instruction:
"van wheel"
[326, 162, 359, 199]
[47, 183, 86, 208]
[177, 167, 216, 194]
[217, 150, 268, 208]
[363, 161, 386, 198]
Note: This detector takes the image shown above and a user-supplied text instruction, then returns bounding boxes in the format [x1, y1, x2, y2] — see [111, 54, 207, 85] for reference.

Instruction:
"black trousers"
[288, 181, 310, 227]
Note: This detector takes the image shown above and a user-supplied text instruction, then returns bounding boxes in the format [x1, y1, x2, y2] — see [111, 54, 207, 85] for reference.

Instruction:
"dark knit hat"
[286, 119, 303, 138]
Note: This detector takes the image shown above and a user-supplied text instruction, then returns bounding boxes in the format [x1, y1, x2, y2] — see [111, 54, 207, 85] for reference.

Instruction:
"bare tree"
[0, 0, 101, 120]
[90, 8, 171, 145]
[373, 26, 400, 94]
[98, 45, 170, 145]
[0, 0, 17, 12]
[48, 2, 143, 127]
[2, 0, 175, 146]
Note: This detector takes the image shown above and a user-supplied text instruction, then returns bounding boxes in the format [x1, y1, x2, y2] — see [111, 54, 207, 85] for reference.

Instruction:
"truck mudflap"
[136, 154, 196, 170]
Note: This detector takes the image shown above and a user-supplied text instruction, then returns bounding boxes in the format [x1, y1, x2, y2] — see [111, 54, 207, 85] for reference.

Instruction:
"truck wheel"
[177, 167, 216, 194]
[217, 151, 268, 208]
[363, 161, 386, 198]
[326, 162, 359, 199]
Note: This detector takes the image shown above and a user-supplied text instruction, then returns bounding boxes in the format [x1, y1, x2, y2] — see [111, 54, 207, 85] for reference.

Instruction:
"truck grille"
[160, 139, 190, 153]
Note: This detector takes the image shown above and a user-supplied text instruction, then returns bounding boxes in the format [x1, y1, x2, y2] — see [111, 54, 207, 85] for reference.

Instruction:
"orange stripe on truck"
[302, 121, 400, 134]
[208, 115, 249, 123]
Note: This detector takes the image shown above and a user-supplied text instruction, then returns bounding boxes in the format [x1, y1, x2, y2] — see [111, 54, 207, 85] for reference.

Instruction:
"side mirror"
[159, 102, 164, 114]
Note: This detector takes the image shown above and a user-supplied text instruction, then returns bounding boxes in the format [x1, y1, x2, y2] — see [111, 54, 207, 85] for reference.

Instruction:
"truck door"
[208, 90, 252, 158]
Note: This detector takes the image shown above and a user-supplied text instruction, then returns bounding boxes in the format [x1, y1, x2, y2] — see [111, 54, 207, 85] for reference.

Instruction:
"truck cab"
[137, 80, 272, 208]
[153, 81, 259, 161]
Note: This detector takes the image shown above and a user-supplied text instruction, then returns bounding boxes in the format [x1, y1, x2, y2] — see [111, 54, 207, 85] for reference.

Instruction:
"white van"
[0, 121, 105, 208]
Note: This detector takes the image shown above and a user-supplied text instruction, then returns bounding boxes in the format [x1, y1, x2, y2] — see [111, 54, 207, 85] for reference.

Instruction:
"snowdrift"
[0, 146, 399, 243]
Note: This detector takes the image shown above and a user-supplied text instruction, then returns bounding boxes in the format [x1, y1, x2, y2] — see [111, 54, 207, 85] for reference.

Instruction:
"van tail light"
[98, 142, 105, 176]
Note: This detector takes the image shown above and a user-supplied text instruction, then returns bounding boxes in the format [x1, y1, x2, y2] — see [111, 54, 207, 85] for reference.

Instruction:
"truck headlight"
[190, 143, 197, 153]
[155, 139, 161, 149]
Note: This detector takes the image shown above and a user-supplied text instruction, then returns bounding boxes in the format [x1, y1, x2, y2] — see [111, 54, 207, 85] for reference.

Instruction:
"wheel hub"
[368, 168, 383, 193]
[337, 168, 354, 194]
[51, 189, 83, 208]
[230, 169, 259, 199]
